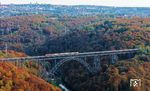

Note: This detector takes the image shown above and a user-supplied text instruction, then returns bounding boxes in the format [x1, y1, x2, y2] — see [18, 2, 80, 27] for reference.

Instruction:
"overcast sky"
[0, 0, 150, 7]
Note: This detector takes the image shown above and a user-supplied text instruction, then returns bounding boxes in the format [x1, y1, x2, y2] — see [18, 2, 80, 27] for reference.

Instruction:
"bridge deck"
[0, 49, 139, 61]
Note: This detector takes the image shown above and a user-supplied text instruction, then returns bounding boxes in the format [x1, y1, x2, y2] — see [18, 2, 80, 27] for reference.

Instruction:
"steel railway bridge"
[0, 49, 139, 79]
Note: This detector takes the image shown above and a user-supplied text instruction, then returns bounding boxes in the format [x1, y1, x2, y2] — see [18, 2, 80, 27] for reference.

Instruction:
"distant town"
[0, 4, 150, 18]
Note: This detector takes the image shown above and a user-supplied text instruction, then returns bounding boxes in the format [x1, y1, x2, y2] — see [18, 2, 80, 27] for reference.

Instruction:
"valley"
[0, 4, 150, 91]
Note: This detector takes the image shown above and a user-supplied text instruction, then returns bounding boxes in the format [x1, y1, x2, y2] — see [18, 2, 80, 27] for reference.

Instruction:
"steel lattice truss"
[0, 49, 139, 79]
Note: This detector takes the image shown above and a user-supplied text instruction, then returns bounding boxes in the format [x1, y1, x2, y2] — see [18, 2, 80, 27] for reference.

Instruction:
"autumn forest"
[0, 4, 150, 91]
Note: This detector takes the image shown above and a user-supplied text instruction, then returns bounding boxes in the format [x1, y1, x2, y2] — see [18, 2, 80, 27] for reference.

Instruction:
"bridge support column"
[110, 55, 118, 64]
[93, 56, 101, 73]
[19, 60, 23, 68]
[38, 59, 49, 80]
[15, 59, 19, 67]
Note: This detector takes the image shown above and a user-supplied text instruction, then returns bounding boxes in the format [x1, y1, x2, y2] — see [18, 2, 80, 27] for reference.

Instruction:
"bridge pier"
[110, 55, 118, 64]
[38, 59, 49, 80]
[93, 56, 101, 73]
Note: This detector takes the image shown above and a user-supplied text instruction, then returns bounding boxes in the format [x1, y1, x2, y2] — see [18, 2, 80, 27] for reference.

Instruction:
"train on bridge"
[45, 52, 79, 56]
